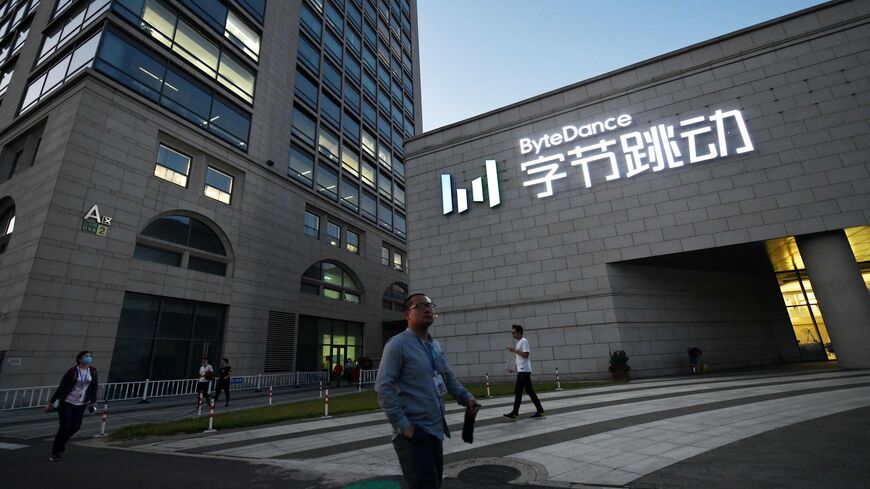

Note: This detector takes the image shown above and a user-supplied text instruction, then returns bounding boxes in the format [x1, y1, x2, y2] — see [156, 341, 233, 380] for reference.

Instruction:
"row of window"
[178, 0, 261, 61]
[381, 243, 403, 272]
[154, 143, 234, 204]
[113, 0, 257, 104]
[0, 197, 13, 254]
[304, 209, 360, 254]
[0, 0, 36, 45]
[289, 143, 406, 239]
[37, 0, 108, 67]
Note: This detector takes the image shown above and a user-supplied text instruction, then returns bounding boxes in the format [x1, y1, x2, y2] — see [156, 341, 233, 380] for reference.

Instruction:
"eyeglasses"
[407, 302, 436, 311]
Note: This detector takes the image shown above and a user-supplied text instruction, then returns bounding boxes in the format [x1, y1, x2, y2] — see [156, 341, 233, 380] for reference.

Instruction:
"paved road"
[2, 365, 869, 488]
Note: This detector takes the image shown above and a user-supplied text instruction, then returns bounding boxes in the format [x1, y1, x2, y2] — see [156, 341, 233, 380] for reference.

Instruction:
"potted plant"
[609, 350, 631, 382]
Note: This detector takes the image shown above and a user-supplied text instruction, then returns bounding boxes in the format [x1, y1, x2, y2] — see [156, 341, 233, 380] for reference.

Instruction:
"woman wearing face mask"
[44, 350, 99, 462]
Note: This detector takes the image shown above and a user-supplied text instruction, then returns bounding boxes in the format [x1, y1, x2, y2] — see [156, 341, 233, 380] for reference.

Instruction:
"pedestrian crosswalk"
[113, 370, 870, 487]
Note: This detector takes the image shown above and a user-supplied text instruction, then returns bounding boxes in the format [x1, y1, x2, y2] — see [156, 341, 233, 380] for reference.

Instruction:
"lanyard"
[77, 367, 89, 384]
[422, 338, 438, 373]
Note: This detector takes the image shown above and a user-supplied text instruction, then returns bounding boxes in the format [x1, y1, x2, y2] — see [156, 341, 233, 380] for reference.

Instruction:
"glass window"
[294, 70, 318, 109]
[304, 211, 320, 238]
[392, 130, 404, 152]
[160, 68, 211, 126]
[378, 145, 392, 169]
[403, 119, 415, 139]
[327, 222, 341, 247]
[325, 2, 343, 33]
[21, 32, 102, 113]
[154, 144, 191, 187]
[0, 66, 13, 96]
[344, 83, 360, 111]
[238, 0, 265, 22]
[180, 0, 227, 33]
[362, 45, 376, 74]
[343, 111, 360, 143]
[393, 155, 404, 180]
[39, 0, 110, 65]
[289, 143, 314, 185]
[361, 159, 375, 188]
[362, 99, 376, 127]
[188, 256, 226, 275]
[225, 10, 260, 62]
[217, 53, 255, 104]
[320, 91, 341, 128]
[394, 212, 405, 239]
[346, 1, 361, 29]
[341, 148, 359, 176]
[134, 244, 182, 266]
[301, 261, 361, 303]
[363, 18, 376, 46]
[381, 246, 389, 266]
[377, 60, 390, 87]
[344, 53, 361, 83]
[173, 21, 219, 77]
[362, 71, 376, 99]
[140, 0, 176, 47]
[140, 215, 225, 255]
[300, 5, 321, 42]
[345, 27, 361, 56]
[324, 28, 342, 62]
[291, 106, 316, 147]
[361, 190, 376, 222]
[346, 230, 359, 254]
[378, 89, 390, 112]
[378, 113, 391, 140]
[393, 249, 404, 271]
[394, 182, 404, 207]
[316, 163, 338, 201]
[297, 35, 320, 73]
[379, 202, 392, 230]
[378, 171, 391, 198]
[94, 31, 165, 102]
[318, 126, 340, 163]
[204, 166, 233, 204]
[322, 59, 341, 94]
[361, 129, 376, 158]
[208, 98, 251, 150]
[340, 179, 358, 212]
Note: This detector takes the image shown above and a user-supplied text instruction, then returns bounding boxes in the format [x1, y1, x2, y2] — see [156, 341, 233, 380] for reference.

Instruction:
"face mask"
[82, 356, 93, 365]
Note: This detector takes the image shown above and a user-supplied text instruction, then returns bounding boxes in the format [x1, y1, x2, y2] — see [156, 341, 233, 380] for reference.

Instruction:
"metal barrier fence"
[0, 369, 378, 411]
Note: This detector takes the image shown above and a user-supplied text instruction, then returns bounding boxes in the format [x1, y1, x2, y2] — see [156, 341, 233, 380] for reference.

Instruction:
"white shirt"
[199, 365, 213, 382]
[514, 337, 532, 373]
[65, 367, 92, 405]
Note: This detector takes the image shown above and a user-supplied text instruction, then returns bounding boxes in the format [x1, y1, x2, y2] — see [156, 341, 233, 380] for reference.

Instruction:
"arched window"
[301, 261, 362, 303]
[133, 214, 231, 276]
[0, 197, 14, 254]
[383, 282, 407, 311]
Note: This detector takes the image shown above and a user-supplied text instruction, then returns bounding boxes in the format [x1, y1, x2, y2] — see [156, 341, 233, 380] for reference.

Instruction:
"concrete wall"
[405, 0, 870, 380]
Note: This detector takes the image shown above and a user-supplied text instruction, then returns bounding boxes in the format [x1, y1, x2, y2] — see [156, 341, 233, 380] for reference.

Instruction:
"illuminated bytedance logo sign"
[518, 108, 754, 198]
[441, 160, 501, 215]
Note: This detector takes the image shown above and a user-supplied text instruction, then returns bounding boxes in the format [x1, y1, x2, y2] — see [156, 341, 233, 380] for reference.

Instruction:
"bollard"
[256, 372, 262, 392]
[485, 373, 492, 399]
[321, 388, 331, 418]
[319, 381, 323, 399]
[139, 379, 151, 404]
[197, 392, 203, 417]
[203, 400, 217, 433]
[555, 368, 563, 391]
[268, 386, 273, 407]
[94, 402, 109, 438]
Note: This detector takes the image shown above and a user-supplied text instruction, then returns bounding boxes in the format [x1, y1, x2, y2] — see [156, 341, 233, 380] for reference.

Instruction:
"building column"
[795, 230, 870, 369]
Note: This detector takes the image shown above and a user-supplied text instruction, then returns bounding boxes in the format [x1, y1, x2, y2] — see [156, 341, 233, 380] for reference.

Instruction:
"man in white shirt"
[504, 324, 545, 419]
[197, 357, 213, 405]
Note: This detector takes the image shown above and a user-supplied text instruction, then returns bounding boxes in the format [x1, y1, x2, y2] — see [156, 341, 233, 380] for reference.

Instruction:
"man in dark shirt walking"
[214, 358, 232, 406]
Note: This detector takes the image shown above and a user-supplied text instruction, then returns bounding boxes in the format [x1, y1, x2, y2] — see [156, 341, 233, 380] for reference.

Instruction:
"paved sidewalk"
[3, 364, 868, 488]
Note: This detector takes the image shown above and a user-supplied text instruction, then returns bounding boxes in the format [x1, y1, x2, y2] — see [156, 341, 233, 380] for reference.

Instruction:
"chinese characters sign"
[519, 109, 754, 199]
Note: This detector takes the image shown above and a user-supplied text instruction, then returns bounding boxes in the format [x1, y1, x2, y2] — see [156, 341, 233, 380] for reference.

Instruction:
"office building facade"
[0, 0, 420, 386]
[406, 0, 870, 380]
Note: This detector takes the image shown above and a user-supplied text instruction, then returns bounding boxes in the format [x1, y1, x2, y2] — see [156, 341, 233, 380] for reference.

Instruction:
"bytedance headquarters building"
[406, 0, 870, 380]
[0, 0, 420, 387]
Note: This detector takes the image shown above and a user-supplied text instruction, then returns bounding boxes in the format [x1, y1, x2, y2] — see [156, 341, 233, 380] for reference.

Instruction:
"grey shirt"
[375, 329, 474, 440]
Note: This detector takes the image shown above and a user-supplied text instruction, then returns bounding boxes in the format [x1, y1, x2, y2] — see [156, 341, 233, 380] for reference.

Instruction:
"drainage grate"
[457, 464, 522, 485]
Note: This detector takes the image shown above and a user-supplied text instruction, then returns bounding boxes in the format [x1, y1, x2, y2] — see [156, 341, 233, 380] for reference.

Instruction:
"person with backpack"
[45, 350, 99, 462]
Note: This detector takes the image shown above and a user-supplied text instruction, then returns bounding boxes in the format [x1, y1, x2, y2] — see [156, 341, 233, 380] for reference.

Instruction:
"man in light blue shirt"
[376, 293, 481, 489]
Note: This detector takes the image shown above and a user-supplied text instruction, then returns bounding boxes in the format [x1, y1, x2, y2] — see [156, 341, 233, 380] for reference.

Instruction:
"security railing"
[0, 370, 359, 411]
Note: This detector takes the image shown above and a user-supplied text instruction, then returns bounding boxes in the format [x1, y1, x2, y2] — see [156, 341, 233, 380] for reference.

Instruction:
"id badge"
[433, 373, 447, 396]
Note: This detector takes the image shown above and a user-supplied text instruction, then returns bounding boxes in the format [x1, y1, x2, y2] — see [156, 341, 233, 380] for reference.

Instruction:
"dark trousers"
[214, 382, 230, 404]
[511, 372, 544, 414]
[392, 426, 443, 489]
[52, 401, 87, 456]
[196, 381, 211, 403]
